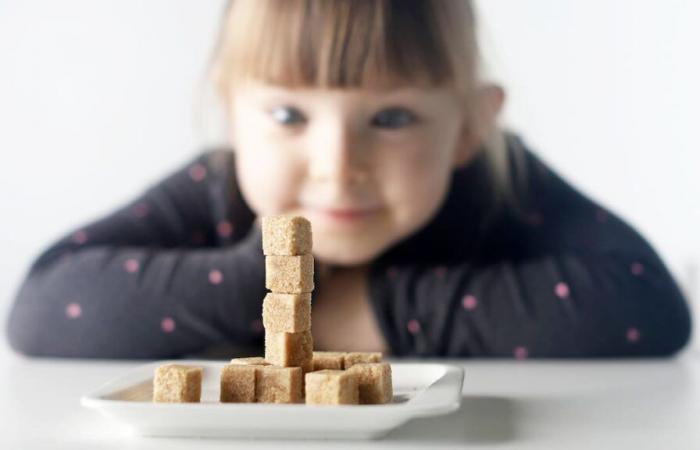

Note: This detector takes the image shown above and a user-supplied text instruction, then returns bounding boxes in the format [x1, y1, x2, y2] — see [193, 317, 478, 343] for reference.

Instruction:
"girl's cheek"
[235, 145, 305, 215]
[376, 136, 454, 222]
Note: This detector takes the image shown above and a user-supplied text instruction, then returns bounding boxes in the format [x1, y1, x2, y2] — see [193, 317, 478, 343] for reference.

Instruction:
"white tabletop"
[3, 350, 700, 449]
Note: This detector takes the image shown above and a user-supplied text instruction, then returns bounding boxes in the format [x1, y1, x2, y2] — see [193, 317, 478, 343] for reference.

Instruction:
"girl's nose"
[307, 121, 369, 186]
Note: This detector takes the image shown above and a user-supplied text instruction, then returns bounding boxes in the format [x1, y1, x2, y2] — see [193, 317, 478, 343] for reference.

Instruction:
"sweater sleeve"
[5, 150, 267, 358]
[367, 141, 692, 359]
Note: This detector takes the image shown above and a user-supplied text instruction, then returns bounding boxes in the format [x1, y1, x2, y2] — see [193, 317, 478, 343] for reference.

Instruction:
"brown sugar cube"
[255, 366, 303, 404]
[220, 364, 256, 403]
[265, 330, 313, 372]
[152, 364, 202, 403]
[229, 357, 269, 366]
[312, 351, 346, 371]
[262, 215, 312, 256]
[262, 293, 311, 333]
[343, 352, 383, 369]
[265, 254, 314, 293]
[305, 370, 359, 405]
[347, 362, 393, 404]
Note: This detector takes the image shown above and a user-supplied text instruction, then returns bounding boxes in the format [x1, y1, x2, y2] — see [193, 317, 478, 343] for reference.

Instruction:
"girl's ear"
[453, 84, 505, 168]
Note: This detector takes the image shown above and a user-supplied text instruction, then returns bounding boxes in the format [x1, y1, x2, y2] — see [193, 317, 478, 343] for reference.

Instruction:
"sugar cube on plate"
[305, 370, 359, 405]
[312, 351, 346, 370]
[152, 364, 202, 403]
[347, 362, 393, 404]
[344, 352, 382, 369]
[220, 364, 257, 403]
[255, 366, 303, 404]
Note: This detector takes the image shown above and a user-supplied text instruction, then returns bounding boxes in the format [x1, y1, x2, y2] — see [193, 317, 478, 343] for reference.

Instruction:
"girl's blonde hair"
[209, 0, 517, 212]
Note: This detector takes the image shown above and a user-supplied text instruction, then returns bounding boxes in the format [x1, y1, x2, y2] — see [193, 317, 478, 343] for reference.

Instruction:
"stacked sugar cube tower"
[153, 215, 392, 405]
[262, 215, 314, 378]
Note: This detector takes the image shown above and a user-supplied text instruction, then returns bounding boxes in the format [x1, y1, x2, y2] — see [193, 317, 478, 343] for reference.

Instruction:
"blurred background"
[0, 0, 698, 359]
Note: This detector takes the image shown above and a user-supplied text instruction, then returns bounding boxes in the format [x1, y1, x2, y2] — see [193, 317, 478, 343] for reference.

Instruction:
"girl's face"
[229, 81, 478, 266]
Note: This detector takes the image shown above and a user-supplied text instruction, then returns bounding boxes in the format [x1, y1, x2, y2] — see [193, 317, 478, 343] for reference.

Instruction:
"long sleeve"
[6, 150, 266, 358]
[367, 135, 692, 358]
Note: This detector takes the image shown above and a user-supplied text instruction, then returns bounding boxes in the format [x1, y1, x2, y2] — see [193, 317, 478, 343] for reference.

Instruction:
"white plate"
[81, 360, 464, 440]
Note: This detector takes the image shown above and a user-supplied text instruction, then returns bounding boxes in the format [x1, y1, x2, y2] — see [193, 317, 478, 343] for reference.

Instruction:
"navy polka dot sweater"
[5, 133, 692, 358]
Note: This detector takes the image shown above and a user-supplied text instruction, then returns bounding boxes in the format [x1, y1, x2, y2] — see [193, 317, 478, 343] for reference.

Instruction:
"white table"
[3, 350, 700, 449]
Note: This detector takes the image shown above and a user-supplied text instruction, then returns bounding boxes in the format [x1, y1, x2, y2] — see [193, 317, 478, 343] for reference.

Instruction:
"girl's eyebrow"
[367, 90, 445, 109]
[365, 87, 447, 103]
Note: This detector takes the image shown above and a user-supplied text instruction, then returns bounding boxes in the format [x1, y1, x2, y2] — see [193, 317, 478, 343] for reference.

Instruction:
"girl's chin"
[312, 241, 382, 267]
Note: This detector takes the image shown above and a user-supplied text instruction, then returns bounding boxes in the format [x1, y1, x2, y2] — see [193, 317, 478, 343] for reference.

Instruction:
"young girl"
[6, 0, 691, 359]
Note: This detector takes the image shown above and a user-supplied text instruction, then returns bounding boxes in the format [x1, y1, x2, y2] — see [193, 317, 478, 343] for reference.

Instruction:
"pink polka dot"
[72, 230, 87, 244]
[386, 267, 399, 279]
[161, 317, 176, 333]
[434, 266, 447, 278]
[188, 163, 207, 182]
[462, 295, 478, 310]
[250, 319, 264, 333]
[65, 302, 82, 319]
[407, 319, 421, 335]
[514, 346, 529, 360]
[596, 209, 609, 223]
[627, 327, 641, 343]
[217, 220, 233, 238]
[123, 258, 140, 273]
[133, 202, 149, 218]
[554, 282, 570, 299]
[630, 262, 645, 276]
[209, 269, 223, 285]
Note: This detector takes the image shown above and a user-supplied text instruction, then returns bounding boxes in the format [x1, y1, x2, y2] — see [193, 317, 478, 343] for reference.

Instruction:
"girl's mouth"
[306, 205, 383, 224]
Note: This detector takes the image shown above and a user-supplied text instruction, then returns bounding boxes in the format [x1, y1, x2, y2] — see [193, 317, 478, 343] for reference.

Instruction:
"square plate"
[81, 360, 464, 440]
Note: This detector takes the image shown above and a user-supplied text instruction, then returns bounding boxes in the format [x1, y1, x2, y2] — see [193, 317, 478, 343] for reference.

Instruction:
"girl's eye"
[371, 108, 418, 129]
[270, 106, 306, 125]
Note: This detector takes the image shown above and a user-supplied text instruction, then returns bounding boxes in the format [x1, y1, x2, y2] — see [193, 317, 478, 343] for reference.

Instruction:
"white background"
[0, 0, 698, 358]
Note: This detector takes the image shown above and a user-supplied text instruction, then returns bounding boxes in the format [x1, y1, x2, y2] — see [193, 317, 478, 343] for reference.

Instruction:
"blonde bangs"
[207, 0, 516, 214]
[212, 0, 477, 95]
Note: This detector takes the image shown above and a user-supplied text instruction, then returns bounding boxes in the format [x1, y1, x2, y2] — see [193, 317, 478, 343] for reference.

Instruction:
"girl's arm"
[367, 245, 691, 358]
[365, 141, 692, 358]
[5, 150, 267, 358]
